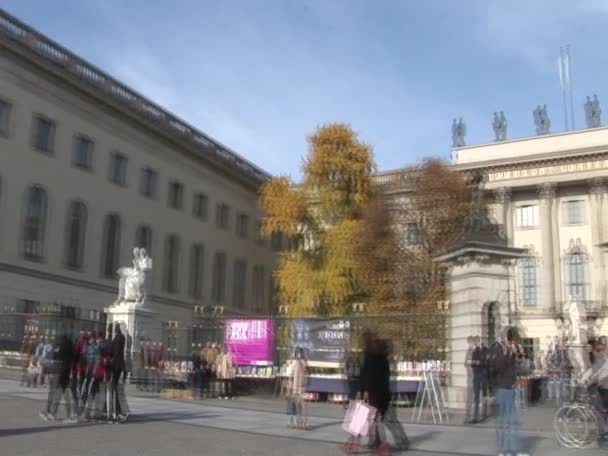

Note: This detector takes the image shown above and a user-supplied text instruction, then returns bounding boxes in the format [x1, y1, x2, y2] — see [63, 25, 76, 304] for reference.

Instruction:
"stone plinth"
[436, 242, 525, 409]
[105, 301, 161, 372]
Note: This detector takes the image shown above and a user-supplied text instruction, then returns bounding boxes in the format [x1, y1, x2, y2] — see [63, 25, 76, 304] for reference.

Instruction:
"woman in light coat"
[216, 348, 234, 399]
[288, 347, 309, 430]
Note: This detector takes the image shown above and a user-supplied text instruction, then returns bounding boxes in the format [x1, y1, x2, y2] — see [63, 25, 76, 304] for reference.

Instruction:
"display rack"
[411, 369, 448, 424]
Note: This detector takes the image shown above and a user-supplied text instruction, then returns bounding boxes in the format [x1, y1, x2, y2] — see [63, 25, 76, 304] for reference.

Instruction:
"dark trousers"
[112, 367, 124, 417]
[70, 371, 85, 416]
[191, 370, 201, 397]
[201, 368, 210, 396]
[473, 374, 483, 421]
[598, 387, 608, 434]
[222, 379, 233, 398]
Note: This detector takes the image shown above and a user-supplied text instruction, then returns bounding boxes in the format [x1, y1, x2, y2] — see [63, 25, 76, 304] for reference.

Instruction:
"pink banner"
[224, 319, 274, 366]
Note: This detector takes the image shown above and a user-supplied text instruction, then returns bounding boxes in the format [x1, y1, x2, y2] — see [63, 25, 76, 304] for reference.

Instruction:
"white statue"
[492, 112, 500, 141]
[585, 96, 593, 128]
[452, 117, 466, 147]
[533, 104, 551, 135]
[493, 111, 507, 141]
[499, 111, 507, 140]
[566, 295, 586, 344]
[591, 94, 602, 128]
[115, 248, 152, 306]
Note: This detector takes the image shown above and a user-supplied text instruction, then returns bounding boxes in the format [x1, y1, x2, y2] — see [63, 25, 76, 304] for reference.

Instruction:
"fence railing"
[0, 9, 270, 185]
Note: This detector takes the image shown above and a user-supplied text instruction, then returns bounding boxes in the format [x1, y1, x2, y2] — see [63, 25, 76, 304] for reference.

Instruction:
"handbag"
[343, 400, 376, 437]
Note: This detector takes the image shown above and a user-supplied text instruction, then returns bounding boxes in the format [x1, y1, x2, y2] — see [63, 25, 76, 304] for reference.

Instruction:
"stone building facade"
[0, 11, 277, 350]
[377, 126, 608, 353]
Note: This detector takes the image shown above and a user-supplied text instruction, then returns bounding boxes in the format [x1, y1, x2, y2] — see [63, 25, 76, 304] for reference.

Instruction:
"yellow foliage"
[260, 123, 374, 317]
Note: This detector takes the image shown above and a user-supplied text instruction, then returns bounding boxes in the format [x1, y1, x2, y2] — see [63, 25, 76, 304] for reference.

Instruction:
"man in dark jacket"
[493, 327, 522, 455]
[43, 335, 76, 422]
[111, 323, 126, 422]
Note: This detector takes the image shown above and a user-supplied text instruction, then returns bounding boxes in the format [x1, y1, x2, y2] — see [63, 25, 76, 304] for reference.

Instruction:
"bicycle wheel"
[554, 404, 577, 448]
[555, 404, 598, 449]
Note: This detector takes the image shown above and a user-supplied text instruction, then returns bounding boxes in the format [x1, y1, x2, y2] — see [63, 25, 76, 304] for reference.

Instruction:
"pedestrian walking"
[191, 343, 202, 399]
[42, 334, 76, 423]
[287, 347, 309, 430]
[359, 336, 392, 456]
[111, 323, 127, 423]
[216, 346, 234, 399]
[492, 327, 523, 455]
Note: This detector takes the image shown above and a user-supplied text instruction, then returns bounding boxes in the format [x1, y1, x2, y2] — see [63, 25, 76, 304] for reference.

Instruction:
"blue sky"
[4, 0, 608, 178]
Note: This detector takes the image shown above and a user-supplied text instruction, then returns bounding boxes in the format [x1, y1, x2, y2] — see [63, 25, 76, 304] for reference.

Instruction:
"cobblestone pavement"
[0, 379, 597, 456]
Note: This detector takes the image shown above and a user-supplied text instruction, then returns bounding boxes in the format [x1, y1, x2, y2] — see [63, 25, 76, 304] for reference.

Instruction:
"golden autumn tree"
[353, 159, 470, 359]
[259, 123, 374, 317]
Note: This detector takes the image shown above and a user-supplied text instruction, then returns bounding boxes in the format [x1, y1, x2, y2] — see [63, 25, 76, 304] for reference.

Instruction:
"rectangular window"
[193, 192, 208, 220]
[253, 265, 265, 311]
[232, 259, 247, 309]
[0, 99, 12, 136]
[32, 115, 56, 153]
[563, 200, 585, 225]
[236, 213, 249, 238]
[189, 244, 205, 299]
[109, 152, 128, 186]
[520, 258, 538, 306]
[168, 180, 184, 210]
[515, 204, 539, 228]
[255, 220, 265, 245]
[216, 203, 230, 229]
[211, 251, 227, 304]
[72, 135, 94, 170]
[405, 222, 420, 244]
[565, 253, 587, 302]
[270, 232, 283, 251]
[140, 167, 158, 199]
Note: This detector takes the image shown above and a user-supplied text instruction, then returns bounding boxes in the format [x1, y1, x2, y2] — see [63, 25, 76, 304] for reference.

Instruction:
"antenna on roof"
[558, 45, 575, 131]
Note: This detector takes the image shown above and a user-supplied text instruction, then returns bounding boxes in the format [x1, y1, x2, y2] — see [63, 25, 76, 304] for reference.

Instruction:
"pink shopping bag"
[342, 400, 376, 437]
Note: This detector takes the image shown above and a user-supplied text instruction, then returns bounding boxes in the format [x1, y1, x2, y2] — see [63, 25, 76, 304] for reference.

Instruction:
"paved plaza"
[0, 379, 599, 456]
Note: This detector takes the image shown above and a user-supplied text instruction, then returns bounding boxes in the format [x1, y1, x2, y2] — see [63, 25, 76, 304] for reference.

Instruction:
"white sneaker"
[63, 417, 78, 424]
[39, 411, 49, 421]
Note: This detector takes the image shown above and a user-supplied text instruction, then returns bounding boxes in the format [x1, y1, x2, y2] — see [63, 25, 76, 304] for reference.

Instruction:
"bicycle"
[554, 385, 602, 449]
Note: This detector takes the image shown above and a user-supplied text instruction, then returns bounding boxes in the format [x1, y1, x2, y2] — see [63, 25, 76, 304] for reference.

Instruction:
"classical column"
[493, 187, 513, 244]
[589, 178, 607, 309]
[538, 183, 557, 312]
[551, 191, 562, 308]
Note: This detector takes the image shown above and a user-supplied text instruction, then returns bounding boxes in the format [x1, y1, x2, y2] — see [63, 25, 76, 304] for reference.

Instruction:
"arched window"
[163, 235, 180, 293]
[22, 186, 48, 260]
[135, 225, 153, 255]
[101, 214, 121, 278]
[565, 252, 588, 302]
[64, 201, 87, 269]
[189, 244, 205, 299]
[520, 257, 538, 306]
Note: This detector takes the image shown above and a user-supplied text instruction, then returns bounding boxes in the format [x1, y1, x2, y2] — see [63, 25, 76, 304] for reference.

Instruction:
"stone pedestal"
[436, 243, 525, 410]
[105, 301, 161, 372]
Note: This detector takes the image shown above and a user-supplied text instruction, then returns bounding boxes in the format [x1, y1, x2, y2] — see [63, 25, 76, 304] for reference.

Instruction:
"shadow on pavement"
[0, 422, 99, 437]
[126, 411, 222, 424]
[306, 420, 343, 431]
[407, 430, 440, 446]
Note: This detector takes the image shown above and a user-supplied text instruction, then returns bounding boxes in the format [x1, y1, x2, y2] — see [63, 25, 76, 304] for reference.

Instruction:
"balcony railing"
[0, 9, 270, 185]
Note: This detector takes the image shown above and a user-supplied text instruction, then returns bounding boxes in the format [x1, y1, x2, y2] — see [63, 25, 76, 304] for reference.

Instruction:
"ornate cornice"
[0, 9, 270, 190]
